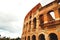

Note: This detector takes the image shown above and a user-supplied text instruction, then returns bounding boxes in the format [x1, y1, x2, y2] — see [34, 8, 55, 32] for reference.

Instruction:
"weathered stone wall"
[21, 1, 60, 40]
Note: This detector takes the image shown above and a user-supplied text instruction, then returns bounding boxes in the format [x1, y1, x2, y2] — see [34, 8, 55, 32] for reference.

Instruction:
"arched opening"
[25, 37, 26, 40]
[39, 14, 44, 28]
[58, 8, 60, 17]
[28, 36, 30, 40]
[32, 35, 36, 40]
[33, 18, 36, 29]
[49, 33, 58, 40]
[30, 16, 32, 19]
[58, 2, 60, 4]
[47, 11, 56, 28]
[28, 21, 31, 32]
[58, 8, 60, 13]
[38, 34, 45, 40]
[58, 0, 60, 4]
[47, 10, 55, 21]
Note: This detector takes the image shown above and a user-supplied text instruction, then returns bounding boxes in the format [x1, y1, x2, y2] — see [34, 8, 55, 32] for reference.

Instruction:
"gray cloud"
[0, 12, 18, 22]
[0, 12, 19, 33]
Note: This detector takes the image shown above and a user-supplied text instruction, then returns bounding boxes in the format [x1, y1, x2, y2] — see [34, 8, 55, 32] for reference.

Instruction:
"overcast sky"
[0, 0, 54, 38]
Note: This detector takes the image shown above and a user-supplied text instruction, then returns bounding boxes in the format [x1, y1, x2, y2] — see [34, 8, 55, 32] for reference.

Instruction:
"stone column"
[36, 35, 38, 40]
[45, 33, 49, 40]
[36, 16, 40, 31]
[44, 13, 48, 23]
[31, 13, 34, 32]
[54, 8, 60, 20]
[25, 23, 27, 33]
[31, 20, 33, 32]
[30, 35, 32, 40]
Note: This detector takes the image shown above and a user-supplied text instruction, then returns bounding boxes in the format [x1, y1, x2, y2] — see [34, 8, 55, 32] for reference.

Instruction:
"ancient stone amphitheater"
[21, 0, 60, 40]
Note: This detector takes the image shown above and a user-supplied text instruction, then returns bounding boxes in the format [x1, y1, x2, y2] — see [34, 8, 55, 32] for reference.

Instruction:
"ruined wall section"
[21, 1, 60, 40]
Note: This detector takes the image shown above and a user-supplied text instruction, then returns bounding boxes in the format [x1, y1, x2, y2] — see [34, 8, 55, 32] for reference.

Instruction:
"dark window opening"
[25, 37, 26, 40]
[29, 21, 31, 28]
[39, 15, 44, 24]
[28, 36, 30, 40]
[58, 8, 60, 13]
[32, 35, 36, 40]
[33, 18, 36, 29]
[49, 33, 58, 40]
[26, 23, 28, 32]
[38, 34, 45, 40]
[58, 2, 60, 4]
[30, 16, 32, 19]
[58, 0, 60, 3]
[39, 14, 44, 28]
[28, 21, 31, 32]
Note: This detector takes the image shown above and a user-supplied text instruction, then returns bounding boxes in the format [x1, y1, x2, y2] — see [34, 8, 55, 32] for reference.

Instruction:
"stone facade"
[21, 0, 60, 40]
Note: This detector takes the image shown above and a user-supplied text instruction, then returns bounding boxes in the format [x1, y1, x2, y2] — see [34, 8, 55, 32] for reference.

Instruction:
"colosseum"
[21, 0, 60, 40]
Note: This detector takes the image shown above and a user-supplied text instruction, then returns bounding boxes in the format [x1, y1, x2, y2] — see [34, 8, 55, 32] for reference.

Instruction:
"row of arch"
[25, 9, 60, 30]
[33, 9, 60, 29]
[25, 33, 58, 40]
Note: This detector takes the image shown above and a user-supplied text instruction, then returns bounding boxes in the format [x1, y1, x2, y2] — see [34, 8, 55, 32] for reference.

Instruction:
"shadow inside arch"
[49, 33, 58, 40]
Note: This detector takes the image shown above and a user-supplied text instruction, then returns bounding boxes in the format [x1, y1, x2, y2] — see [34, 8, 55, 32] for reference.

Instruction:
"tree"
[16, 37, 21, 40]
